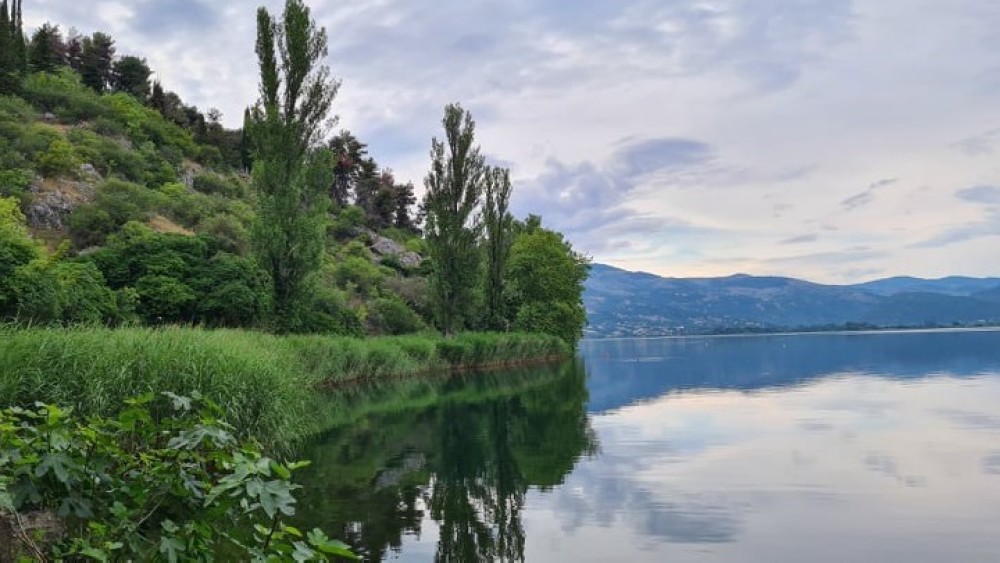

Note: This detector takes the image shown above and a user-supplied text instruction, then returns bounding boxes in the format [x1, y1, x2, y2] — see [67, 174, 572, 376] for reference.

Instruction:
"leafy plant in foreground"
[0, 393, 357, 561]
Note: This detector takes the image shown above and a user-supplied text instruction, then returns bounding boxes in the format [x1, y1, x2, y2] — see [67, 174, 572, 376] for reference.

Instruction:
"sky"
[25, 0, 1000, 284]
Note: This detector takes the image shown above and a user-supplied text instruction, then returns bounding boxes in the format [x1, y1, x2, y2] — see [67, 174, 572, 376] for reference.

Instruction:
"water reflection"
[295, 361, 596, 562]
[298, 330, 1000, 562]
[580, 330, 1000, 413]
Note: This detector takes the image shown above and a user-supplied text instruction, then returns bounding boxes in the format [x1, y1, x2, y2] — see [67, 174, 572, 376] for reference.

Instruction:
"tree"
[422, 103, 486, 335]
[65, 27, 83, 70]
[0, 0, 26, 95]
[482, 166, 513, 330]
[328, 129, 367, 208]
[80, 32, 115, 92]
[506, 216, 589, 345]
[248, 0, 339, 331]
[111, 55, 151, 100]
[394, 181, 416, 230]
[28, 22, 65, 73]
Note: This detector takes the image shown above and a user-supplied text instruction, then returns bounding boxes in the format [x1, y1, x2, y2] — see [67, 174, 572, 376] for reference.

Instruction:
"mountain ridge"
[584, 263, 1000, 337]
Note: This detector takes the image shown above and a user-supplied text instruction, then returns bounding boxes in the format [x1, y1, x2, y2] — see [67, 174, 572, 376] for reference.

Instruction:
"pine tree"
[248, 0, 339, 331]
[80, 32, 115, 92]
[28, 23, 66, 73]
[394, 181, 417, 230]
[423, 103, 487, 335]
[65, 28, 83, 70]
[328, 130, 367, 208]
[111, 55, 151, 100]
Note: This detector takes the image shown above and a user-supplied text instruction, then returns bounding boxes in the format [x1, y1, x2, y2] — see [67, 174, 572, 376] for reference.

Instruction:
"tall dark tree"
[482, 166, 514, 331]
[148, 80, 166, 111]
[28, 23, 66, 72]
[248, 0, 339, 331]
[353, 156, 379, 219]
[370, 170, 397, 229]
[328, 130, 367, 208]
[394, 181, 417, 230]
[80, 32, 115, 92]
[111, 55, 151, 100]
[64, 27, 83, 70]
[0, 0, 26, 94]
[422, 103, 486, 335]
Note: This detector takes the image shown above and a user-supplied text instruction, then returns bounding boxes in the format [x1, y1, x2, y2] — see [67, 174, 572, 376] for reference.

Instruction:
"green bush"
[0, 396, 357, 561]
[368, 296, 425, 335]
[21, 70, 109, 121]
[36, 138, 80, 177]
[193, 172, 244, 198]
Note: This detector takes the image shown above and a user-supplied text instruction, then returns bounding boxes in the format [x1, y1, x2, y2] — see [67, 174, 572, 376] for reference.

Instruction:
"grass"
[0, 326, 570, 448]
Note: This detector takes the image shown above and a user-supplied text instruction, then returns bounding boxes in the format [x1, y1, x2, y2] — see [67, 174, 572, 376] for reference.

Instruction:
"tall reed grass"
[0, 326, 569, 447]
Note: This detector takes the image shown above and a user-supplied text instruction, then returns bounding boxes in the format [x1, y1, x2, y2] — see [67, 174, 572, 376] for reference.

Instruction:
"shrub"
[0, 396, 357, 561]
[193, 172, 243, 198]
[36, 138, 80, 177]
[368, 296, 425, 335]
[20, 70, 108, 121]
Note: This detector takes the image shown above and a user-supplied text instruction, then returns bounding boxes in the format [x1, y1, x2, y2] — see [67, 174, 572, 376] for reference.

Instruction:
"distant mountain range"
[584, 264, 1000, 338]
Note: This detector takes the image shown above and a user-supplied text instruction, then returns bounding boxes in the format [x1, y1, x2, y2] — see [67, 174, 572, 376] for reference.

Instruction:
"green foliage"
[506, 221, 589, 345]
[0, 327, 568, 445]
[0, 395, 357, 561]
[422, 103, 486, 334]
[367, 296, 425, 335]
[193, 171, 244, 198]
[0, 167, 32, 205]
[111, 55, 151, 99]
[482, 166, 514, 330]
[68, 180, 161, 246]
[21, 69, 108, 120]
[0, 199, 121, 324]
[329, 204, 364, 240]
[330, 255, 384, 298]
[36, 136, 79, 176]
[6, 258, 119, 325]
[249, 0, 339, 332]
[85, 225, 270, 326]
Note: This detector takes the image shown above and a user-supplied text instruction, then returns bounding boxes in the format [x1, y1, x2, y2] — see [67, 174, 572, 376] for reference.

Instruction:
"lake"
[296, 329, 1000, 562]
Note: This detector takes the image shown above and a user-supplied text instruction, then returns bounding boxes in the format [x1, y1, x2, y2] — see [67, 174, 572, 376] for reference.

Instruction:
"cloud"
[512, 137, 724, 255]
[841, 178, 898, 211]
[911, 209, 1000, 248]
[956, 185, 1000, 205]
[781, 233, 819, 244]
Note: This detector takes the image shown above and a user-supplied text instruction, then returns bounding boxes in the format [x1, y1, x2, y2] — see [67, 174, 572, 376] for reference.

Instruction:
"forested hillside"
[0, 0, 588, 342]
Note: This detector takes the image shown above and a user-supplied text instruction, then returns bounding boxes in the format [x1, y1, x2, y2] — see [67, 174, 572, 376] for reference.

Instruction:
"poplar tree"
[423, 104, 486, 335]
[482, 166, 514, 330]
[248, 0, 339, 331]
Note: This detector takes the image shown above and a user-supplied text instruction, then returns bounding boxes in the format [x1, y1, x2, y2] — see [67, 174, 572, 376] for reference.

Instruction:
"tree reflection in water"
[294, 360, 597, 562]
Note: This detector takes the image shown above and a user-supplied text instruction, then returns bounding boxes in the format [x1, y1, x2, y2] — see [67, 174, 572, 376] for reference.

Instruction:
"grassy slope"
[0, 326, 569, 448]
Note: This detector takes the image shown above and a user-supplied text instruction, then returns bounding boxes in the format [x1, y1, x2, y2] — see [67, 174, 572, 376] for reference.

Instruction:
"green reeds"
[0, 326, 569, 447]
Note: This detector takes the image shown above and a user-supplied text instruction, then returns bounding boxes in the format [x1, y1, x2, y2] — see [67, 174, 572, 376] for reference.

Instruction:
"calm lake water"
[296, 330, 1000, 562]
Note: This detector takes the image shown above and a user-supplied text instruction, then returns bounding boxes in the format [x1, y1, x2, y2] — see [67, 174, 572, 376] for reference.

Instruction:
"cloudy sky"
[26, 0, 1000, 283]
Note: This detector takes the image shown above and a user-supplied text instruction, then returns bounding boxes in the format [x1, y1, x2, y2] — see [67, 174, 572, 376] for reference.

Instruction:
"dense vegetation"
[0, 0, 589, 345]
[0, 395, 357, 561]
[0, 325, 569, 445]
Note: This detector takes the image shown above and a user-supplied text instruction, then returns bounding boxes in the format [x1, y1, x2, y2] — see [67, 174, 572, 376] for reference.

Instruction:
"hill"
[584, 264, 1000, 337]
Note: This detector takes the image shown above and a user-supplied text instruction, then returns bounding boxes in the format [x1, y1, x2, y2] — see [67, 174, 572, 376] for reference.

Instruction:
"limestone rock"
[25, 174, 99, 231]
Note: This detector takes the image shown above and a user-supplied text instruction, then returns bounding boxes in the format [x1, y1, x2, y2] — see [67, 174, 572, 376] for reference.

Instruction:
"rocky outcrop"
[352, 227, 424, 269]
[25, 165, 102, 231]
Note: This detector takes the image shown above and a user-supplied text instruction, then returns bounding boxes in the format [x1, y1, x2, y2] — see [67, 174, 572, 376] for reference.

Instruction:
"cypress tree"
[0, 1, 15, 94]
